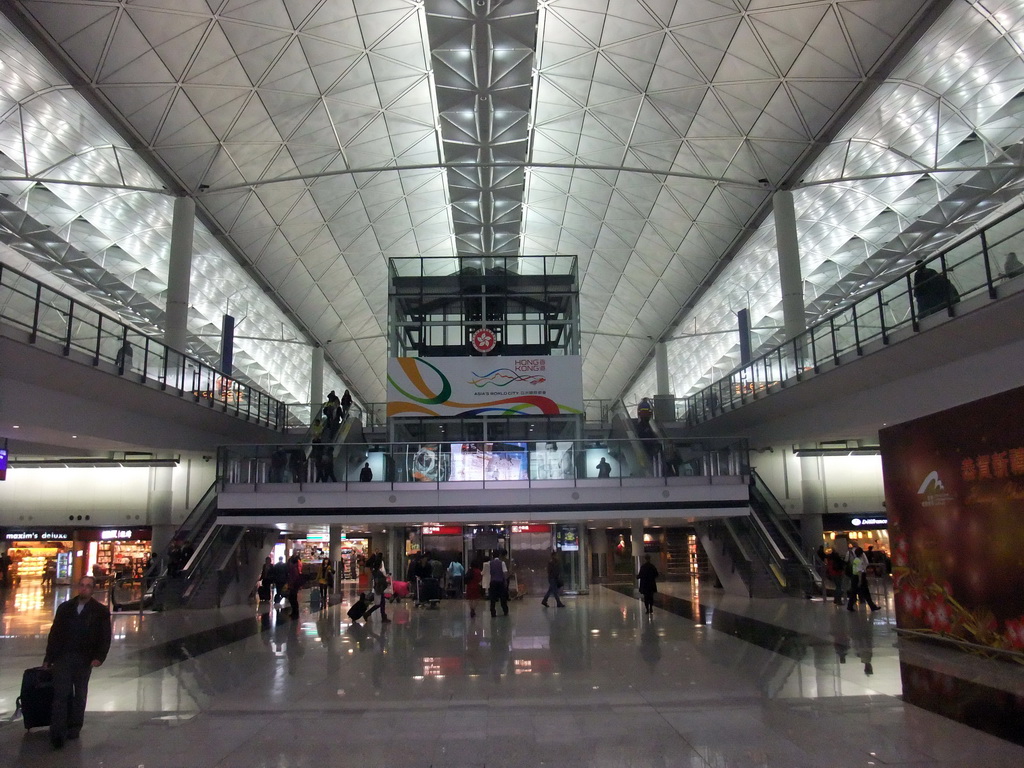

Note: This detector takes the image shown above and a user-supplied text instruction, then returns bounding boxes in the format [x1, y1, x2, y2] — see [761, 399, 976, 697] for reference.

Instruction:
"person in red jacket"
[44, 575, 112, 748]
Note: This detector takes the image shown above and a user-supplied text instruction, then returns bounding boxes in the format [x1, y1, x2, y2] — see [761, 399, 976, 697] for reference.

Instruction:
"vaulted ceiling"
[9, 0, 1018, 409]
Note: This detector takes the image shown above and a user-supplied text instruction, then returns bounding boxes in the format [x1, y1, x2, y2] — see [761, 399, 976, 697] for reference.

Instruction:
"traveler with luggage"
[363, 561, 392, 624]
[42, 575, 112, 748]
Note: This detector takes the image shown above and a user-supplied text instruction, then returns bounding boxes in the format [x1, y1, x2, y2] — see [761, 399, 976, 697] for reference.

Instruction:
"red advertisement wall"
[880, 385, 1024, 652]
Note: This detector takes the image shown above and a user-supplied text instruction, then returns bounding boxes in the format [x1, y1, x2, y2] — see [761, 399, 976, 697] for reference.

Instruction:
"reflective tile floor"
[2, 580, 1024, 767]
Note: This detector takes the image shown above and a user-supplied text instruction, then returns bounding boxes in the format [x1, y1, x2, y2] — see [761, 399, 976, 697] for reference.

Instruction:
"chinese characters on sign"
[961, 447, 1024, 481]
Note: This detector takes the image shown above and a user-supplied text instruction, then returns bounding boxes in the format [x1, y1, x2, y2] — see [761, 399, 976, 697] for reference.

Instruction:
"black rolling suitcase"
[17, 667, 54, 730]
[417, 577, 442, 607]
[347, 594, 369, 621]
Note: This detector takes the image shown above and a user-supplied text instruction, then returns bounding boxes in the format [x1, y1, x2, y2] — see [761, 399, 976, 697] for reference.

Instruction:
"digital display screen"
[529, 441, 574, 480]
[556, 525, 580, 551]
[451, 442, 528, 481]
[0, 447, 7, 481]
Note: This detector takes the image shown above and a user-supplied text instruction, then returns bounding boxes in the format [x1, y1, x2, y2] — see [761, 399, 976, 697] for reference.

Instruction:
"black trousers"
[364, 591, 388, 620]
[847, 575, 878, 609]
[51, 653, 92, 738]
[640, 590, 655, 613]
[489, 583, 509, 615]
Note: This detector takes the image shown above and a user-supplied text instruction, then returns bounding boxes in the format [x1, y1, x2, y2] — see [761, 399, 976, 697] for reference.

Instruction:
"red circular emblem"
[471, 327, 496, 353]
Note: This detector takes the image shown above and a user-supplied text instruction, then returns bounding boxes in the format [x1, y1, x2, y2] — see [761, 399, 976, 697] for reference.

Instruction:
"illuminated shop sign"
[5, 531, 71, 541]
[822, 514, 888, 530]
[100, 529, 135, 540]
[510, 524, 551, 534]
[422, 525, 462, 535]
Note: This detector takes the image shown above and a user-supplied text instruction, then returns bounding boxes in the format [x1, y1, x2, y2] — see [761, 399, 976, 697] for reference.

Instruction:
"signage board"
[387, 355, 583, 418]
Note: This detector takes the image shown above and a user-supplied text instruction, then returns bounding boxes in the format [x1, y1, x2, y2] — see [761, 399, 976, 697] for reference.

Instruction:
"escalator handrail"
[174, 480, 219, 546]
[750, 470, 823, 588]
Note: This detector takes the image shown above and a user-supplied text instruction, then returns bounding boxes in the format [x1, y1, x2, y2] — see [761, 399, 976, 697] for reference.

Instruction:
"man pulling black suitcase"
[42, 575, 112, 748]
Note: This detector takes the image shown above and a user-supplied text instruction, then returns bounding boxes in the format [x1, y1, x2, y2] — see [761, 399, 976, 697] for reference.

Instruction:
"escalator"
[155, 481, 272, 609]
[696, 472, 822, 598]
[608, 401, 657, 477]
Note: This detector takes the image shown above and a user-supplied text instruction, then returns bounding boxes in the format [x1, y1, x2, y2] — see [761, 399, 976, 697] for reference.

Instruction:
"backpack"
[372, 569, 388, 593]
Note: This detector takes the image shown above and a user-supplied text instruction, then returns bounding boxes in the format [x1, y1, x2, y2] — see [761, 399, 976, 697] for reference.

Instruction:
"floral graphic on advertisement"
[891, 523, 1024, 664]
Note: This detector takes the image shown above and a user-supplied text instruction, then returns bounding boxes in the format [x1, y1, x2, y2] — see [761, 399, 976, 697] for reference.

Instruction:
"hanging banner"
[387, 355, 583, 418]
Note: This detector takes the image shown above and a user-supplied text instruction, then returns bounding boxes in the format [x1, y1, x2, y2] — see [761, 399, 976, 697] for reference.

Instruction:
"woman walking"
[637, 555, 659, 615]
[316, 558, 334, 606]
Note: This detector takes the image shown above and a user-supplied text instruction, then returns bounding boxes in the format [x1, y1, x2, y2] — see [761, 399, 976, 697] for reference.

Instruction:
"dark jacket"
[271, 561, 288, 585]
[45, 597, 112, 665]
[637, 562, 659, 595]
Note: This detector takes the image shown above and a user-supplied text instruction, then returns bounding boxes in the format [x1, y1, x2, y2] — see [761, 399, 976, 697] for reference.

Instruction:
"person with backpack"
[316, 558, 334, 606]
[825, 548, 847, 605]
[847, 547, 881, 612]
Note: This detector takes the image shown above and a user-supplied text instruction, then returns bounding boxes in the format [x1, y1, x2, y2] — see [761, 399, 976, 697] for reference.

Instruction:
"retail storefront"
[3, 529, 75, 586]
[2, 526, 152, 587]
[822, 514, 890, 573]
[82, 527, 152, 582]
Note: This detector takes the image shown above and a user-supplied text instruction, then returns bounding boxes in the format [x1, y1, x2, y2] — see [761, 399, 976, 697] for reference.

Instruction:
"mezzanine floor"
[1, 579, 1022, 768]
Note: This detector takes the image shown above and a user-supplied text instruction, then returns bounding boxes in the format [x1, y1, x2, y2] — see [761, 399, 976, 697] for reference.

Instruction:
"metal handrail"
[0, 259, 288, 429]
[679, 199, 1024, 425]
[218, 435, 751, 487]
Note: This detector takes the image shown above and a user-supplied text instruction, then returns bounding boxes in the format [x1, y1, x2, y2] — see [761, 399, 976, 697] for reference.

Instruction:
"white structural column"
[311, 345, 324, 424]
[773, 190, 806, 343]
[165, 196, 196, 353]
[653, 341, 676, 422]
[631, 520, 645, 582]
[329, 524, 344, 585]
[655, 342, 670, 394]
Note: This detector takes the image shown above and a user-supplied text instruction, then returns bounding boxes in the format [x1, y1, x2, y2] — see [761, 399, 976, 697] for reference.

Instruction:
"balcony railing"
[682, 201, 1024, 425]
[218, 436, 749, 489]
[0, 261, 288, 429]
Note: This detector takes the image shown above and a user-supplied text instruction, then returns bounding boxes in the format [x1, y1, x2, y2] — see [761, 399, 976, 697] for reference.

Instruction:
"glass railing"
[682, 201, 1024, 425]
[218, 436, 749, 488]
[0, 261, 289, 429]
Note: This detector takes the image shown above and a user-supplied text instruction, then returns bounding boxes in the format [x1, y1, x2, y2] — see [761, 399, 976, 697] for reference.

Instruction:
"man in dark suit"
[44, 575, 112, 748]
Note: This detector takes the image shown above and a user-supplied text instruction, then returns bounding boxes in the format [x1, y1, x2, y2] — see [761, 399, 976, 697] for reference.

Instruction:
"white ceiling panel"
[9, 0, 1023, 414]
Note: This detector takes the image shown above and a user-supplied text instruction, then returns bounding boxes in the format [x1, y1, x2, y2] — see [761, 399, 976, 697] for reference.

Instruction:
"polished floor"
[2, 579, 1023, 768]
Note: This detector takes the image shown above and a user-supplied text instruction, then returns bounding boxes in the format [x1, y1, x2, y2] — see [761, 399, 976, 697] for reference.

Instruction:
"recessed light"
[72, 435, 78, 439]
[12, 425, 19, 429]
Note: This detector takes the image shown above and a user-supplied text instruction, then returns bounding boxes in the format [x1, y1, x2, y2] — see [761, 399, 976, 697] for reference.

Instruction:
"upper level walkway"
[673, 202, 1024, 444]
[216, 437, 751, 523]
[2, 577, 1022, 767]
[0, 260, 290, 453]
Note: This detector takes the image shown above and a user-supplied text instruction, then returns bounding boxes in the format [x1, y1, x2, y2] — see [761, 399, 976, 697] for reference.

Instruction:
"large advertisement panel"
[387, 355, 583, 418]
[880, 385, 1024, 653]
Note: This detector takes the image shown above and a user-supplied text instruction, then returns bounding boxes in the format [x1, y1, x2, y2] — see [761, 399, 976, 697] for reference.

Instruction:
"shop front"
[81, 527, 153, 584]
[3, 529, 75, 587]
[822, 513, 890, 572]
